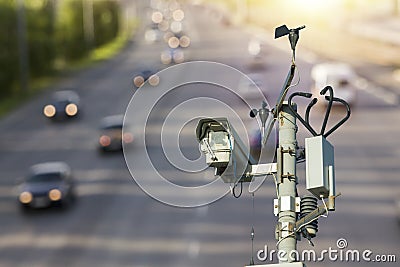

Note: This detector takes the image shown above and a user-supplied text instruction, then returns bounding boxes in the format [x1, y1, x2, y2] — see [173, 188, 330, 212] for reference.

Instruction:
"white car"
[311, 63, 357, 106]
[237, 73, 265, 100]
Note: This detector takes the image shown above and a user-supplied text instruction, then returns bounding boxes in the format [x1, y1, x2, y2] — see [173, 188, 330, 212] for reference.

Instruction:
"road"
[0, 3, 399, 267]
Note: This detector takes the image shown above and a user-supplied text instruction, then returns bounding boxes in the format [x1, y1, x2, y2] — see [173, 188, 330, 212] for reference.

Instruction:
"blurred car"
[144, 27, 162, 43]
[43, 90, 80, 120]
[311, 63, 357, 106]
[161, 48, 185, 65]
[98, 115, 134, 152]
[133, 67, 158, 88]
[17, 162, 76, 210]
[237, 73, 265, 99]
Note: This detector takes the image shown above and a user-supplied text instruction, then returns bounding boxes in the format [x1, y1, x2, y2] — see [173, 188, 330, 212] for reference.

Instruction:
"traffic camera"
[196, 118, 255, 184]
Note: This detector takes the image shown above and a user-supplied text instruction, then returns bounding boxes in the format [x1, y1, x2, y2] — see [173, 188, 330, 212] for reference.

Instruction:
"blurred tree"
[26, 0, 56, 77]
[56, 0, 89, 61]
[0, 0, 19, 97]
[92, 0, 120, 47]
[0, 0, 122, 99]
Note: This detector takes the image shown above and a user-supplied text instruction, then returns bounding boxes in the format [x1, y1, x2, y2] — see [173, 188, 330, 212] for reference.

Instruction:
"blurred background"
[0, 0, 399, 266]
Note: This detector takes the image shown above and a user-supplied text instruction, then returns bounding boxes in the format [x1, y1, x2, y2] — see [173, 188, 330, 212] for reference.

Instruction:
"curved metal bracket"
[320, 86, 334, 136]
[287, 92, 318, 136]
[323, 96, 351, 138]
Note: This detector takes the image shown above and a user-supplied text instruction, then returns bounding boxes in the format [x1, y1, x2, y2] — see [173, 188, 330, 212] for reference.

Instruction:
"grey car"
[98, 115, 134, 152]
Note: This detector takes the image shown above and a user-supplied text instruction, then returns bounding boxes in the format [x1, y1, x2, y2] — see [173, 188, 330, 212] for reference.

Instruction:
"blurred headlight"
[99, 135, 111, 147]
[133, 76, 145, 88]
[161, 51, 172, 65]
[43, 105, 56, 118]
[172, 9, 185, 21]
[170, 21, 182, 33]
[173, 50, 184, 64]
[151, 11, 163, 24]
[158, 20, 169, 32]
[123, 133, 134, 144]
[49, 189, 62, 201]
[168, 36, 180, 49]
[19, 191, 33, 204]
[148, 75, 160, 86]
[65, 103, 78, 116]
[179, 35, 191, 48]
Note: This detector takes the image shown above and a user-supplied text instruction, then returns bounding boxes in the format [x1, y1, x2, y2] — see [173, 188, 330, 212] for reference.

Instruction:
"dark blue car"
[43, 90, 80, 120]
[17, 162, 76, 210]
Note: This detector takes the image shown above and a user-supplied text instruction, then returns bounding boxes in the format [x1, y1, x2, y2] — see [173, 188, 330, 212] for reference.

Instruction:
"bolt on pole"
[277, 101, 298, 263]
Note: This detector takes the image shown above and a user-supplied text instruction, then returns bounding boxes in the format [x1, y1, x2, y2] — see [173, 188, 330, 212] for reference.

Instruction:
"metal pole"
[277, 102, 297, 263]
[16, 0, 29, 93]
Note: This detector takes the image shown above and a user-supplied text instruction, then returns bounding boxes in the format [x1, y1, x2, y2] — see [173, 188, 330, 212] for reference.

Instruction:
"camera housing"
[196, 118, 255, 183]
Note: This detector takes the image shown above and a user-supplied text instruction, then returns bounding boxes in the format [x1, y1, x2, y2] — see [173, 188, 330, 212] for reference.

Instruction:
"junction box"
[305, 135, 335, 198]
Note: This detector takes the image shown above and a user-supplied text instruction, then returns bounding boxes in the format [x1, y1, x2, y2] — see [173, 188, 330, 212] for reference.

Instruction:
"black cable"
[232, 182, 243, 198]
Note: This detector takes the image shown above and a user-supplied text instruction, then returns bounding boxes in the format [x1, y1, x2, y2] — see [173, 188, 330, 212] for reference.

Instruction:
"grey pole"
[277, 101, 298, 263]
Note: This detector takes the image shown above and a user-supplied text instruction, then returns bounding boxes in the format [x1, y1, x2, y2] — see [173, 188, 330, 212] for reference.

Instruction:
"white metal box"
[305, 135, 334, 198]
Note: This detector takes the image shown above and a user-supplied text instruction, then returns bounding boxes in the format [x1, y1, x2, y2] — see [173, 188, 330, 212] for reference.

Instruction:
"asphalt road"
[0, 3, 399, 267]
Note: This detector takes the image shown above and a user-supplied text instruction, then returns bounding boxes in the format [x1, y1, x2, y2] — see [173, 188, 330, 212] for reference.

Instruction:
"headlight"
[179, 35, 191, 48]
[43, 105, 56, 118]
[133, 76, 144, 88]
[19, 191, 33, 204]
[148, 75, 160, 86]
[173, 51, 184, 64]
[48, 189, 62, 201]
[65, 103, 78, 116]
[161, 51, 172, 65]
[168, 36, 180, 49]
[123, 132, 134, 143]
[99, 135, 111, 147]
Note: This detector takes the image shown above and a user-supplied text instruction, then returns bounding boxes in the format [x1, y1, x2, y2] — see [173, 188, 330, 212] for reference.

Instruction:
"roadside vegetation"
[0, 0, 137, 117]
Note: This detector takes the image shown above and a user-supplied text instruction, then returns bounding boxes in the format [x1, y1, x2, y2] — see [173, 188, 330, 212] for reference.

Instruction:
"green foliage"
[26, 0, 57, 76]
[0, 0, 124, 101]
[57, 0, 88, 61]
[93, 0, 120, 47]
[0, 0, 19, 97]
